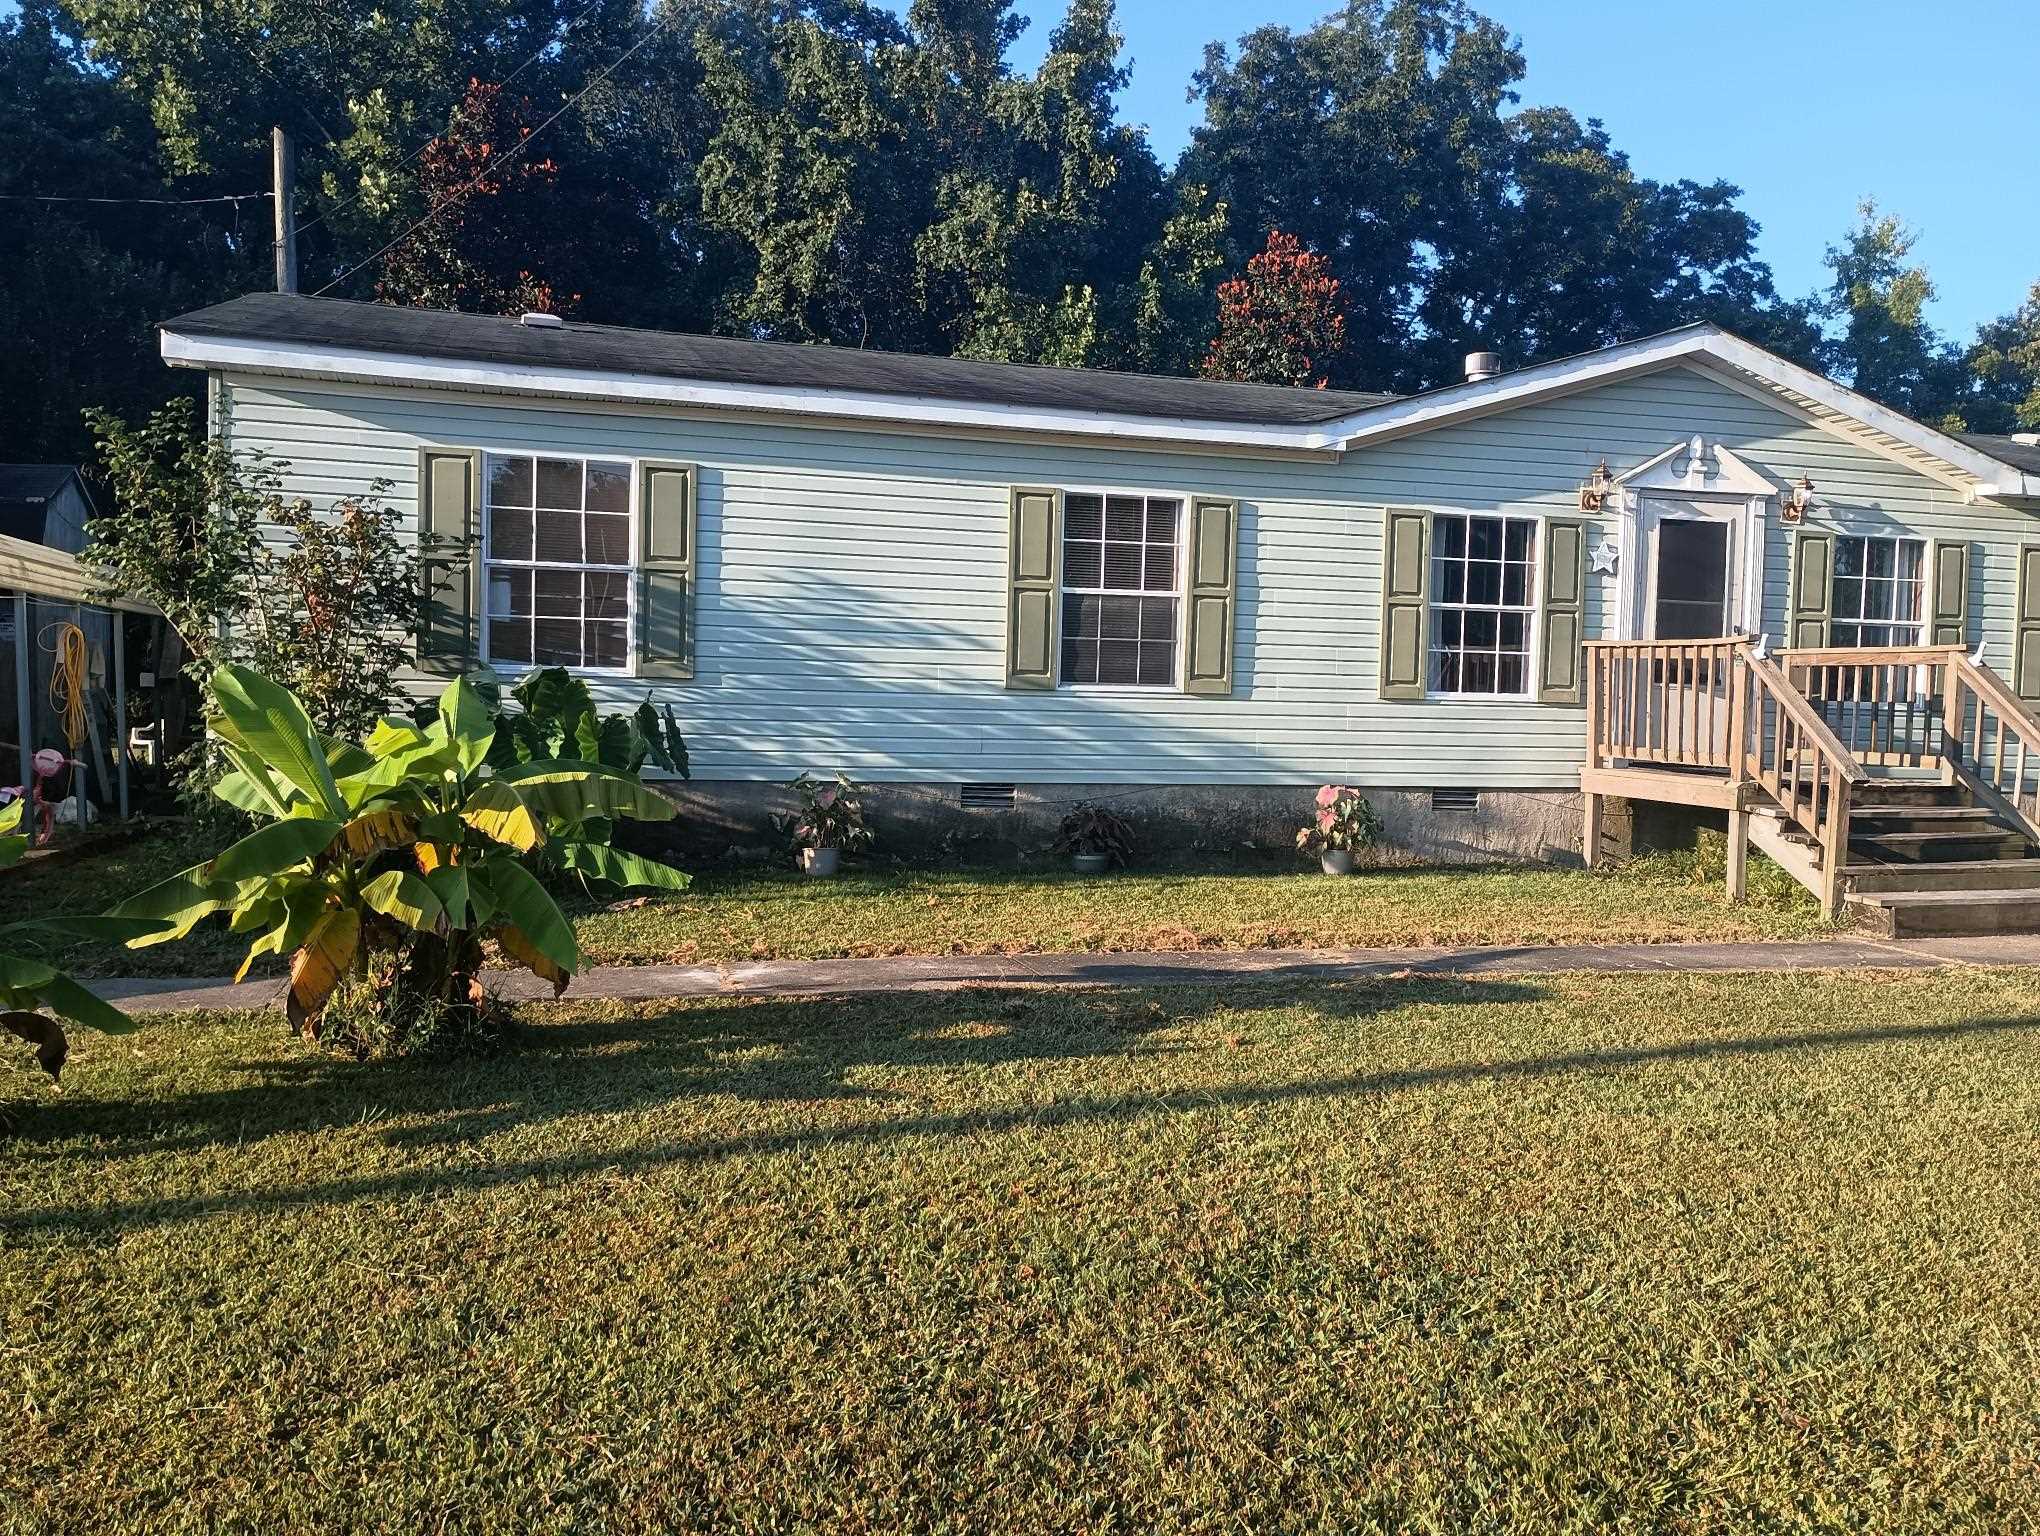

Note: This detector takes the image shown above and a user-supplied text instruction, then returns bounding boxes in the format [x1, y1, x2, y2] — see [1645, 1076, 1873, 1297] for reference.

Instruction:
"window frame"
[1424, 510, 1544, 702]
[478, 448, 640, 678]
[1828, 532, 1929, 650]
[1054, 483, 1192, 694]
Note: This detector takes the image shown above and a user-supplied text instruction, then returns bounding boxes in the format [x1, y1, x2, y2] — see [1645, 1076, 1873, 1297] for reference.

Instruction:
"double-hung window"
[483, 453, 634, 671]
[1060, 492, 1182, 687]
[1429, 512, 1538, 696]
[1831, 535, 1926, 647]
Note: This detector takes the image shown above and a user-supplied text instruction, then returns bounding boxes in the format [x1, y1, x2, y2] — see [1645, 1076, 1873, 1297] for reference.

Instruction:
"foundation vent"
[960, 783, 1017, 810]
[1431, 788, 1480, 814]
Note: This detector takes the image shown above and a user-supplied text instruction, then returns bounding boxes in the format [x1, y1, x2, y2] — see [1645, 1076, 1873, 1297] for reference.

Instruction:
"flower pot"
[800, 846, 841, 878]
[1320, 849, 1355, 876]
[1070, 851, 1111, 876]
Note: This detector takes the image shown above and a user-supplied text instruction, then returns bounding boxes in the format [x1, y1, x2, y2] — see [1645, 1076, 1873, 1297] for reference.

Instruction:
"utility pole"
[271, 125, 297, 294]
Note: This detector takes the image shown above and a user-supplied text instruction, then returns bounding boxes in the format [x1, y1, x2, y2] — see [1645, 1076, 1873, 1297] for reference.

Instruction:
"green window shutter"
[1183, 496, 1240, 696]
[2015, 544, 2040, 701]
[1006, 486, 1061, 690]
[1537, 517, 1587, 705]
[417, 447, 479, 676]
[1787, 530, 1833, 649]
[638, 461, 698, 680]
[1379, 507, 1429, 701]
[1928, 540, 1970, 647]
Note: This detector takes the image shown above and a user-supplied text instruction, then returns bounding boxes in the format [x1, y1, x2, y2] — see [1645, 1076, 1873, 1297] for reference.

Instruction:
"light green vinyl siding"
[212, 364, 2034, 789]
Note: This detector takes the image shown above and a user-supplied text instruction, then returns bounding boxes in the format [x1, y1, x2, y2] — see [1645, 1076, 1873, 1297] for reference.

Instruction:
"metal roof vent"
[2014, 432, 2040, 446]
[519, 311, 565, 329]
[1464, 351, 1502, 383]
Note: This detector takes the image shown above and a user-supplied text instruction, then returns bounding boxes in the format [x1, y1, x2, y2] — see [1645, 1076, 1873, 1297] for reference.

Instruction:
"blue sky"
[981, 0, 2039, 339]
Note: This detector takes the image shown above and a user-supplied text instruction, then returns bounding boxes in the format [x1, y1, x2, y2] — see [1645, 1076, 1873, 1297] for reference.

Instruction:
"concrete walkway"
[95, 933, 2040, 1014]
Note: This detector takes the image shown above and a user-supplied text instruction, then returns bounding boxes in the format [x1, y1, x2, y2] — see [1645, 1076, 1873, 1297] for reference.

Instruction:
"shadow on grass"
[9, 977, 2040, 1239]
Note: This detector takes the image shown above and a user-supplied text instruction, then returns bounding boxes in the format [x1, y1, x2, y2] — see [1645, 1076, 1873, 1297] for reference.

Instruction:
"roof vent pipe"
[519, 311, 565, 329]
[1464, 351, 1502, 383]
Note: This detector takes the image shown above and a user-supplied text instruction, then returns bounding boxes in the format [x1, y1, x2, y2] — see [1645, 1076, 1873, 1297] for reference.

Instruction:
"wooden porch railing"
[1587, 635, 2040, 915]
[1776, 645, 2040, 838]
[1742, 651, 1866, 914]
[1586, 637, 1743, 772]
[1584, 636, 1867, 913]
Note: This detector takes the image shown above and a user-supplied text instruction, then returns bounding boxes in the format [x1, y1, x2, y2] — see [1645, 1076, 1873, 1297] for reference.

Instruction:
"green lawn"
[7, 967, 2039, 1532]
[0, 824, 1829, 979]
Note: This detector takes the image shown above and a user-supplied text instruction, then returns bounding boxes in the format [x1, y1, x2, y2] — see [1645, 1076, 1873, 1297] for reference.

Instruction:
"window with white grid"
[483, 453, 634, 671]
[1059, 492, 1182, 687]
[1831, 535, 1926, 647]
[1429, 513, 1538, 696]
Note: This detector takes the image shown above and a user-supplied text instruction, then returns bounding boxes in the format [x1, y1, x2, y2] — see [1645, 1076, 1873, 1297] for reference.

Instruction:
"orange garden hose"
[47, 622, 89, 754]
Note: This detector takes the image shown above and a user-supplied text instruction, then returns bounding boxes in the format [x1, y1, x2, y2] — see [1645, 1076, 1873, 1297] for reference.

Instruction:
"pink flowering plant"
[1295, 784, 1382, 858]
[778, 771, 874, 855]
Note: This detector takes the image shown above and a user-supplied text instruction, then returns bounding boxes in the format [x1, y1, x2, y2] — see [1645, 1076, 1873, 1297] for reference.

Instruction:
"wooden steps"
[1840, 776, 2040, 936]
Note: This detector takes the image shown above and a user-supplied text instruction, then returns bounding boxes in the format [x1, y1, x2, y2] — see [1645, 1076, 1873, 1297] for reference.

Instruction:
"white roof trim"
[1327, 325, 2040, 498]
[159, 331, 1353, 453]
[161, 321, 2040, 496]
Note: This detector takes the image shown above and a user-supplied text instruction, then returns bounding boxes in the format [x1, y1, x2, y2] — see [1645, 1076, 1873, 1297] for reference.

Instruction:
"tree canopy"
[4, 0, 2035, 465]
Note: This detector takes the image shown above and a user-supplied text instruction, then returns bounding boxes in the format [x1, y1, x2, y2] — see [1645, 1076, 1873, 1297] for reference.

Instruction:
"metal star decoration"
[1589, 538, 1619, 576]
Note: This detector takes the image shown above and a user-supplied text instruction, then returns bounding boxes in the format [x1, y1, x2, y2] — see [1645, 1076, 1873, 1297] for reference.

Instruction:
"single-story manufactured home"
[158, 293, 2040, 927]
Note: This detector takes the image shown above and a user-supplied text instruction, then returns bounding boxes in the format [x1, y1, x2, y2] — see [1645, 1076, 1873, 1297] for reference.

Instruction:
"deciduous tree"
[1203, 231, 1346, 388]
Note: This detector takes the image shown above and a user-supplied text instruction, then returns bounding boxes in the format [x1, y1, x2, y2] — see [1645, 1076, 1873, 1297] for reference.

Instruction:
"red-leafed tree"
[1201, 230, 1347, 388]
[378, 78, 571, 316]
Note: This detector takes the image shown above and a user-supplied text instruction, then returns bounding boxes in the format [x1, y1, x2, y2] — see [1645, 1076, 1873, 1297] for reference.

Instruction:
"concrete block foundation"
[627, 781, 1595, 868]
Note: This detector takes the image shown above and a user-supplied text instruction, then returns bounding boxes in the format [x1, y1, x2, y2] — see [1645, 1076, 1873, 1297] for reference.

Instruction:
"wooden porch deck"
[1581, 637, 2040, 921]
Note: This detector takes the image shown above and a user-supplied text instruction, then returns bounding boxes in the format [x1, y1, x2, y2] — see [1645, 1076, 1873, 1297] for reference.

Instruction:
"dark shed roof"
[161, 293, 1398, 427]
[1955, 432, 2040, 477]
[0, 465, 80, 505]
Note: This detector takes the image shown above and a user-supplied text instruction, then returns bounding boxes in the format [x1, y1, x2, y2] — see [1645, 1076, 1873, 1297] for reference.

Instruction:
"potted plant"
[779, 771, 872, 876]
[1056, 802, 1134, 875]
[1296, 784, 1381, 875]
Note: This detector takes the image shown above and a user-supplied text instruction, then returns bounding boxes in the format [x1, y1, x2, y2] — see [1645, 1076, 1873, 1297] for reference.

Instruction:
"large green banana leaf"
[209, 664, 344, 816]
[495, 761, 678, 825]
[477, 859, 578, 973]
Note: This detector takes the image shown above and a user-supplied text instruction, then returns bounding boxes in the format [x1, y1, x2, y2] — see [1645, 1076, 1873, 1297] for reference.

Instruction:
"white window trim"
[478, 447, 640, 679]
[1055, 483, 1193, 695]
[1424, 509, 1544, 702]
[1830, 532, 1930, 647]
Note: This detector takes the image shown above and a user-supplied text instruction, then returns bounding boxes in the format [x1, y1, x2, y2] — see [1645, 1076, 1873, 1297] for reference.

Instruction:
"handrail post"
[1582, 646, 1605, 869]
[1940, 655, 1965, 783]
[1820, 769, 1852, 921]
[1725, 642, 1752, 903]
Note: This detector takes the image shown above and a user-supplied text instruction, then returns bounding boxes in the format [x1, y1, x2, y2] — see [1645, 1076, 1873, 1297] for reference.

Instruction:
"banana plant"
[484, 665, 690, 893]
[0, 798, 168, 1083]
[110, 664, 690, 1036]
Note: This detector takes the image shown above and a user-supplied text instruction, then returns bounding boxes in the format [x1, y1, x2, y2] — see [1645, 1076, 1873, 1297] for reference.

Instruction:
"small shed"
[0, 530, 161, 846]
[0, 465, 98, 556]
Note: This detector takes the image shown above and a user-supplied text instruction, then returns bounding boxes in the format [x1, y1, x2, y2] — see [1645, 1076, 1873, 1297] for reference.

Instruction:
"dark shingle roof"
[0, 465, 79, 504]
[1955, 432, 2040, 477]
[161, 293, 1398, 427]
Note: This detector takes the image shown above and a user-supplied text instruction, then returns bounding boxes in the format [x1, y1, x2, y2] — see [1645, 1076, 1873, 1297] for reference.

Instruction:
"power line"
[312, 7, 677, 298]
[288, 0, 621, 247]
[0, 191, 271, 206]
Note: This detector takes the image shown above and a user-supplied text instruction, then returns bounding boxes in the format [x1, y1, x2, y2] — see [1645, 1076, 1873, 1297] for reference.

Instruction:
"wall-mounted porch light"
[1579, 459, 1614, 512]
[1780, 476, 1815, 524]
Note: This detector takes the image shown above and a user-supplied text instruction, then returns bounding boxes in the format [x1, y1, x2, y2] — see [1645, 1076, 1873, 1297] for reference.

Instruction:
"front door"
[1653, 518, 1730, 639]
[1639, 496, 1745, 764]
[1642, 496, 1743, 641]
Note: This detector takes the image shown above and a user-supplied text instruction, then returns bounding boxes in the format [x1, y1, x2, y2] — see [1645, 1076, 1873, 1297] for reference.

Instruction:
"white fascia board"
[1326, 323, 2040, 498]
[159, 330, 1347, 453]
[1320, 328, 1716, 445]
